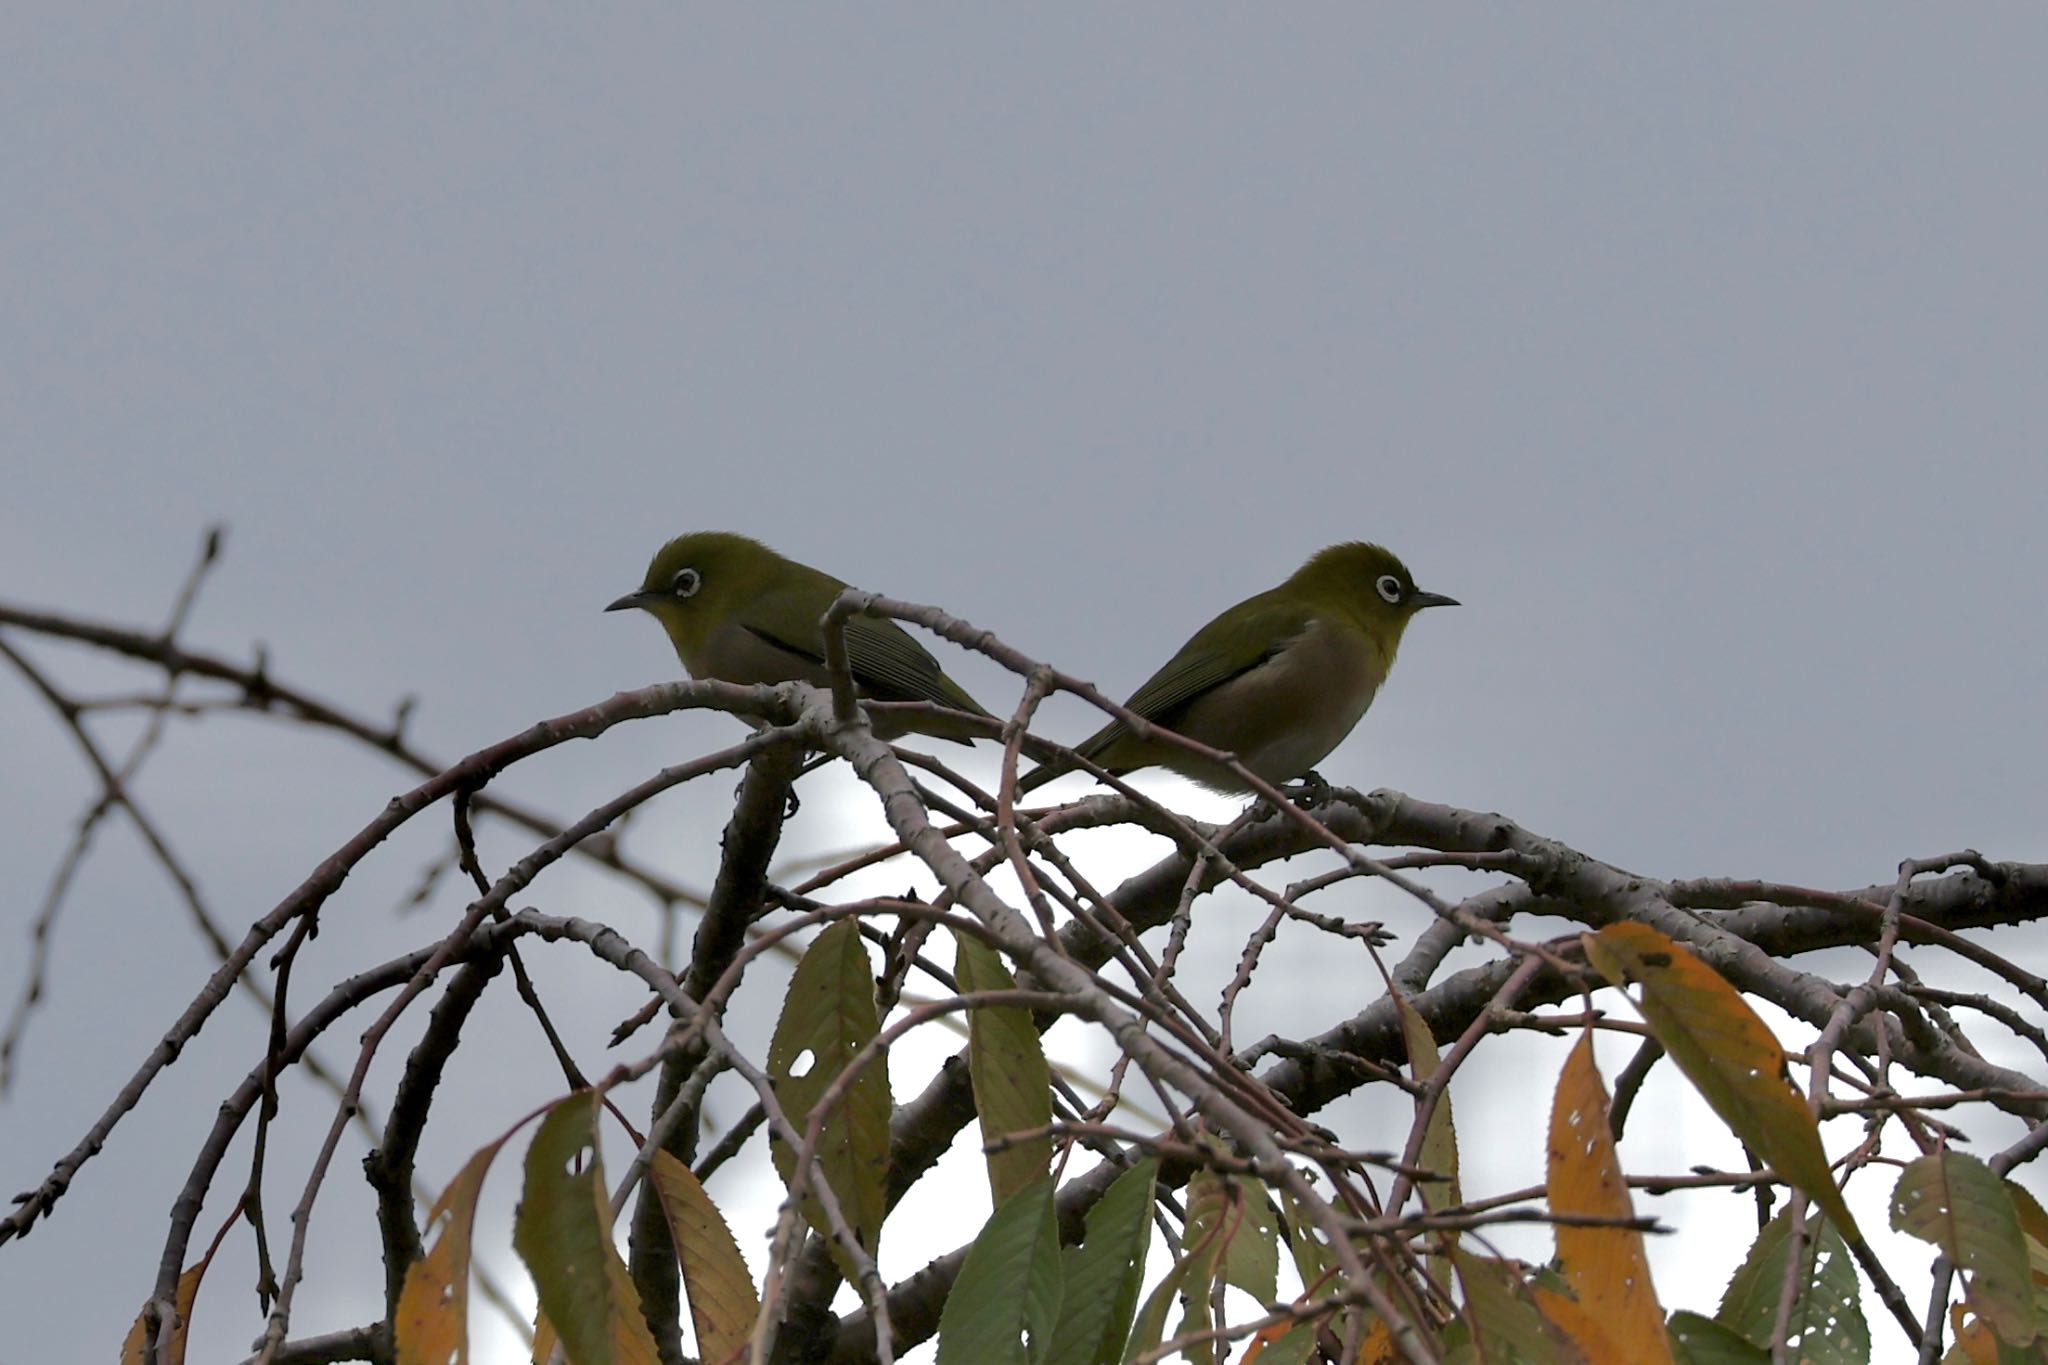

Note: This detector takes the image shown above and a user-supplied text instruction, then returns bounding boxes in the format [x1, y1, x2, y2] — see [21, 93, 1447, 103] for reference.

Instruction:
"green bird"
[1022, 542, 1457, 795]
[607, 531, 994, 742]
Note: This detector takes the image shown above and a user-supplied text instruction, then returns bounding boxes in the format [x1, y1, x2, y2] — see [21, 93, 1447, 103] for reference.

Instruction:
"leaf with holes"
[512, 1090, 658, 1365]
[1045, 1158, 1156, 1365]
[1582, 923, 1857, 1237]
[648, 1150, 759, 1365]
[1451, 1249, 1590, 1365]
[1892, 1150, 2035, 1345]
[1185, 1167, 1278, 1305]
[1945, 1305, 2006, 1365]
[936, 1177, 1063, 1365]
[1714, 1206, 1865, 1364]
[954, 928, 1053, 1206]
[766, 917, 892, 1280]
[1667, 1311, 1770, 1364]
[1275, 1188, 1370, 1355]
[1546, 1033, 1669, 1365]
[395, 1136, 516, 1364]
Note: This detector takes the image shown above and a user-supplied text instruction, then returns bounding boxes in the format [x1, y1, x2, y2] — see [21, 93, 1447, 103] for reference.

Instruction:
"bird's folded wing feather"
[844, 616, 988, 714]
[1075, 598, 1313, 758]
[743, 588, 987, 716]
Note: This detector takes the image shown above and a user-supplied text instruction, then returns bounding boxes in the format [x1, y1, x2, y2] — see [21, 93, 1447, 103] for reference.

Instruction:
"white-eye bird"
[607, 532, 993, 742]
[1022, 542, 1456, 794]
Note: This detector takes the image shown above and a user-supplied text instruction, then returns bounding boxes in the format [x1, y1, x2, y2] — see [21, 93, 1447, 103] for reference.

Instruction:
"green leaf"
[1276, 1188, 1368, 1353]
[1278, 1187, 1337, 1293]
[1451, 1250, 1588, 1365]
[1582, 923, 1859, 1237]
[954, 929, 1054, 1206]
[512, 1091, 659, 1365]
[1249, 1322, 1321, 1365]
[1225, 1184, 1280, 1306]
[1892, 1151, 2036, 1345]
[1046, 1159, 1157, 1365]
[1400, 991, 1464, 1299]
[1122, 1244, 1196, 1365]
[2003, 1180, 2048, 1344]
[1158, 1166, 1280, 1365]
[1668, 1311, 1771, 1365]
[1715, 1207, 1867, 1364]
[1183, 1169, 1278, 1304]
[937, 1178, 1064, 1365]
[647, 1151, 760, 1365]
[766, 918, 893, 1279]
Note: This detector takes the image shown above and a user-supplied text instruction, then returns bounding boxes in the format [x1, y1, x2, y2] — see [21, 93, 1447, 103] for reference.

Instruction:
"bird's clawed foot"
[1244, 771, 1330, 822]
[1280, 770, 1332, 808]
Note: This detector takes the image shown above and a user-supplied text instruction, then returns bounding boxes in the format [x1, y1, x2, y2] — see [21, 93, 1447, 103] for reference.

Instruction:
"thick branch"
[629, 742, 805, 1365]
[820, 790, 2048, 1360]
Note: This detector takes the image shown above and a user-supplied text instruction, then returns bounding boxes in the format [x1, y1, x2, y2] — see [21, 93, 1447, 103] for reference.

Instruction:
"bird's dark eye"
[1375, 574, 1403, 604]
[670, 567, 702, 599]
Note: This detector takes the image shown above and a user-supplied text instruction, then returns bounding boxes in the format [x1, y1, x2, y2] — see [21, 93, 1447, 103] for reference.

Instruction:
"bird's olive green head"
[1288, 541, 1458, 641]
[607, 531, 819, 658]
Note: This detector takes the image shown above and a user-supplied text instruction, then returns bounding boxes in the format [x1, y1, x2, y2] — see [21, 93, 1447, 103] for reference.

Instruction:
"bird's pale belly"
[1171, 622, 1386, 789]
[684, 622, 832, 690]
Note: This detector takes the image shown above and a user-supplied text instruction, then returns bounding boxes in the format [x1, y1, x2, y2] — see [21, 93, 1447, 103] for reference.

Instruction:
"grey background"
[4, 8, 2045, 1362]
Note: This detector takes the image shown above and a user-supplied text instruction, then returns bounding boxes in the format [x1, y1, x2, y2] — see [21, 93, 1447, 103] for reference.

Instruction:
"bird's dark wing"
[842, 615, 989, 715]
[741, 586, 988, 717]
[1074, 597, 1313, 760]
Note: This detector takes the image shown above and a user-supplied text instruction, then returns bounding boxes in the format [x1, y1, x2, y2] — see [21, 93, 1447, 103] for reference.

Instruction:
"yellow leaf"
[648, 1151, 760, 1365]
[1395, 994, 1462, 1217]
[1530, 1287, 1626, 1365]
[1547, 1033, 1671, 1365]
[1353, 1317, 1399, 1364]
[396, 1138, 513, 1365]
[119, 1264, 204, 1365]
[1582, 923, 1858, 1237]
[119, 1265, 204, 1365]
[1950, 1304, 2001, 1365]
[120, 1206, 235, 1365]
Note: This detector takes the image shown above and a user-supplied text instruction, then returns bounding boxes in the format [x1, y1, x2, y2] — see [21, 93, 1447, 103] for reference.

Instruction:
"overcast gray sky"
[4, 9, 2046, 1362]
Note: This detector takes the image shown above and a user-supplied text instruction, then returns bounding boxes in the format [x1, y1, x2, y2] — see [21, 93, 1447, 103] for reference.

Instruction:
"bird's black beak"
[1410, 590, 1459, 610]
[606, 590, 657, 613]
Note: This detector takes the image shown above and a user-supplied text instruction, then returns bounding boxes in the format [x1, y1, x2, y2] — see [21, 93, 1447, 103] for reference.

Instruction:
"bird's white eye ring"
[1375, 574, 1403, 604]
[670, 567, 703, 598]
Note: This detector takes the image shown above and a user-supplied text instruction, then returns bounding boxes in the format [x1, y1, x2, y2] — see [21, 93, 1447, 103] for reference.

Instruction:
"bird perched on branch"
[1020, 542, 1456, 795]
[607, 531, 993, 742]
